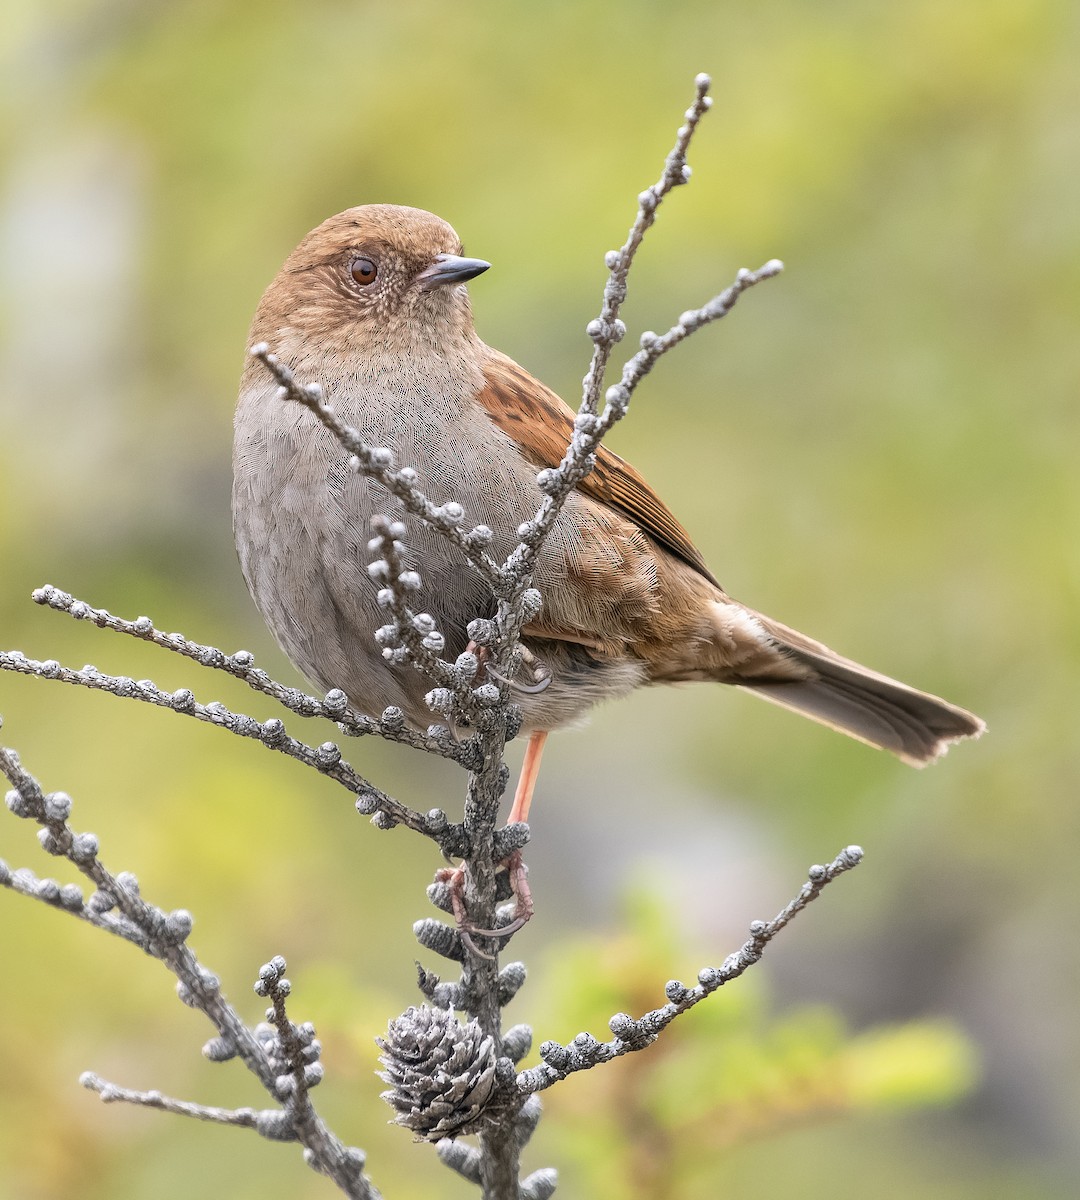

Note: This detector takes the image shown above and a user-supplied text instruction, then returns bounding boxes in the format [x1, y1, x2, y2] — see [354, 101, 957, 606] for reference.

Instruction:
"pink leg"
[508, 730, 548, 826]
[431, 730, 548, 948]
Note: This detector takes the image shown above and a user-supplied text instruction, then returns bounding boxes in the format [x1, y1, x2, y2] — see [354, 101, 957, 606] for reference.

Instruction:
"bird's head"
[252, 204, 490, 356]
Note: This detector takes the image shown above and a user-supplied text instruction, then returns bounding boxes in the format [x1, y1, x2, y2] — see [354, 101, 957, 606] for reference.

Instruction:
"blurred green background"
[1, 0, 1078, 1196]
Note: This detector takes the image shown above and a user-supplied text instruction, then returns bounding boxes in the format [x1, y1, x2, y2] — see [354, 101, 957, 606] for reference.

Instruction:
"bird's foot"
[434, 852, 534, 959]
[465, 641, 552, 694]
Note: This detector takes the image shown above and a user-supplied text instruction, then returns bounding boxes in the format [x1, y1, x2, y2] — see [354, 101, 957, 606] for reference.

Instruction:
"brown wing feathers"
[476, 352, 719, 586]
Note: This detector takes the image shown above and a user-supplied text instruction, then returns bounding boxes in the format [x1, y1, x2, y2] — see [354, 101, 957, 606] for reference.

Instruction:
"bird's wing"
[477, 350, 719, 587]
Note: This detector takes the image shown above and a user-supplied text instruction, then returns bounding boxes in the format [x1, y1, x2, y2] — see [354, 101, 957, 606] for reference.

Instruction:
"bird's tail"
[734, 610, 985, 766]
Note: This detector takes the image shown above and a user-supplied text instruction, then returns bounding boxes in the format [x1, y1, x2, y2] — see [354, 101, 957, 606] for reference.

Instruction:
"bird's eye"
[350, 257, 378, 286]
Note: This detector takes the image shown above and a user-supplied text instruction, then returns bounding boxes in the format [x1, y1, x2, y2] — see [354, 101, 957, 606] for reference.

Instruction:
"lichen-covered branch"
[0, 739, 378, 1199]
[30, 583, 462, 761]
[0, 646, 461, 850]
[516, 846, 864, 1095]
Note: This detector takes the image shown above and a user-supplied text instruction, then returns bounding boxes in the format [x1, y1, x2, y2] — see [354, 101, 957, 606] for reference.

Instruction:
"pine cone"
[377, 1005, 498, 1141]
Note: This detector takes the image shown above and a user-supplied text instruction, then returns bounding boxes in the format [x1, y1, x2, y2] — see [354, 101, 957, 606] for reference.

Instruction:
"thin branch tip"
[517, 841, 863, 1096]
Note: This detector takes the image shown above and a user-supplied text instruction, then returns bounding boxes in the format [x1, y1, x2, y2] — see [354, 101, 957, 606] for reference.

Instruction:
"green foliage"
[847, 1021, 979, 1111]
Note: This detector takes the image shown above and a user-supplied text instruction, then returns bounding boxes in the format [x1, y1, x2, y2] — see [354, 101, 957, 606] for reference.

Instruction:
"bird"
[233, 203, 984, 831]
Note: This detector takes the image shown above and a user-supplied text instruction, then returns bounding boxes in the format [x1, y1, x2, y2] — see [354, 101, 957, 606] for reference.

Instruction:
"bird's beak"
[418, 253, 491, 287]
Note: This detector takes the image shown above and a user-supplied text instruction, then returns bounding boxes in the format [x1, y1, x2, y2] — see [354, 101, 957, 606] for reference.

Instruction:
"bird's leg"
[434, 863, 470, 925]
[432, 856, 527, 955]
[483, 661, 552, 694]
[476, 729, 547, 934]
[497, 851, 534, 929]
[434, 857, 533, 950]
[432, 730, 548, 946]
[508, 730, 547, 826]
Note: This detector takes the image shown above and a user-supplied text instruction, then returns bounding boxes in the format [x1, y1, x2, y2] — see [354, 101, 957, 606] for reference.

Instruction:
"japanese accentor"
[233, 204, 983, 820]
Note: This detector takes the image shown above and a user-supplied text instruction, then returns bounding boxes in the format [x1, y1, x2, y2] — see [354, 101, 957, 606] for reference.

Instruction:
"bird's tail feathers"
[732, 609, 985, 766]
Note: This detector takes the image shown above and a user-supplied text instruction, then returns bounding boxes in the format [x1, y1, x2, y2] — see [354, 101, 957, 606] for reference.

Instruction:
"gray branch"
[30, 582, 463, 761]
[0, 739, 378, 1199]
[578, 73, 714, 420]
[516, 846, 864, 1095]
[498, 75, 780, 602]
[0, 646, 463, 851]
[80, 1073, 266, 1128]
[366, 515, 484, 731]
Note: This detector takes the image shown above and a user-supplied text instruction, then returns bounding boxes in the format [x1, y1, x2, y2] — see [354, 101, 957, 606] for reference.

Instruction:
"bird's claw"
[465, 640, 552, 694]
[434, 851, 534, 959]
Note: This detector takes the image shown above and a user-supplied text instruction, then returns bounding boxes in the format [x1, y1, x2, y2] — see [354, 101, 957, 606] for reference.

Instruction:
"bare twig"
[253, 956, 339, 1157]
[502, 81, 781, 596]
[578, 72, 715, 420]
[0, 650, 461, 849]
[30, 583, 463, 761]
[80, 1073, 266, 1128]
[515, 846, 864, 1095]
[366, 516, 484, 731]
[615, 258, 784, 396]
[1, 859, 159, 954]
[0, 740, 378, 1199]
